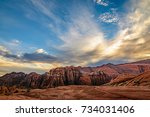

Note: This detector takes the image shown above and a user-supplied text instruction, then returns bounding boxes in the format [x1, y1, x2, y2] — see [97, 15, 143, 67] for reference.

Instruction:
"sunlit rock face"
[0, 67, 111, 88]
[0, 59, 150, 88]
[89, 71, 111, 85]
[0, 67, 82, 88]
[49, 66, 81, 85]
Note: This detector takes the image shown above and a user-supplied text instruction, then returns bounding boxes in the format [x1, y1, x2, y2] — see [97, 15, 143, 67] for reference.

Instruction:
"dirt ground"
[0, 85, 150, 100]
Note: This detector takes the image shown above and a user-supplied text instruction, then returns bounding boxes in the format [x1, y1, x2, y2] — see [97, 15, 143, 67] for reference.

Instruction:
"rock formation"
[0, 59, 150, 88]
[106, 71, 150, 86]
[89, 71, 111, 85]
[0, 72, 26, 87]
[0, 67, 111, 88]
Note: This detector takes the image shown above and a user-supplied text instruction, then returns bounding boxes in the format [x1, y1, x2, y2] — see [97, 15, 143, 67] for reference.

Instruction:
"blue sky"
[0, 0, 150, 75]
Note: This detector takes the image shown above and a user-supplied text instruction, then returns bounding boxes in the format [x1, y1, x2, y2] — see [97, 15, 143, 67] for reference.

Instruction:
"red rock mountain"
[0, 59, 150, 88]
[0, 67, 111, 88]
[106, 71, 150, 86]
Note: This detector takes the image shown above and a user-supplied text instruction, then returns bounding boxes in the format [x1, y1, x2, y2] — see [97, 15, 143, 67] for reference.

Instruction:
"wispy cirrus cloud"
[29, 0, 66, 35]
[56, 5, 106, 66]
[30, 0, 57, 21]
[24, 0, 107, 66]
[0, 39, 21, 47]
[100, 0, 150, 62]
[4, 0, 150, 66]
[0, 38, 22, 55]
[1, 0, 150, 76]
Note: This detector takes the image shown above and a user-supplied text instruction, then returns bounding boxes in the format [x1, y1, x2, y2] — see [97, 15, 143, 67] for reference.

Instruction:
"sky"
[0, 0, 150, 75]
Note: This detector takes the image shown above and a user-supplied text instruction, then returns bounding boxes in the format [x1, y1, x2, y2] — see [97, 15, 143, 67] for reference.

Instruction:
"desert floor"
[0, 85, 150, 100]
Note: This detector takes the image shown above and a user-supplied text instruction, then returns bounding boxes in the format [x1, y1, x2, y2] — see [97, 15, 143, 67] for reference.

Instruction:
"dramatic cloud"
[100, 0, 150, 62]
[0, 0, 150, 75]
[59, 0, 150, 65]
[0, 45, 19, 59]
[0, 46, 61, 75]
[0, 55, 60, 75]
[22, 52, 56, 63]
[4, 0, 150, 65]
[57, 6, 106, 66]
[0, 46, 57, 63]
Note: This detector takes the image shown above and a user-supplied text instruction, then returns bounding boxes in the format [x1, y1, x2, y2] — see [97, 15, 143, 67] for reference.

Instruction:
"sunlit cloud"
[35, 48, 48, 54]
[0, 56, 60, 76]
[0, 0, 150, 75]
[97, 0, 150, 62]
[57, 0, 150, 65]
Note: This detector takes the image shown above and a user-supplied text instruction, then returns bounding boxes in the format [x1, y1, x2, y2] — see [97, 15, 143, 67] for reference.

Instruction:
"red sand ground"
[0, 85, 150, 100]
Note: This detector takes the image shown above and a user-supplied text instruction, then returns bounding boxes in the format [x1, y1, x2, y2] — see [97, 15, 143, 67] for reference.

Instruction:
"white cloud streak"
[94, 0, 109, 6]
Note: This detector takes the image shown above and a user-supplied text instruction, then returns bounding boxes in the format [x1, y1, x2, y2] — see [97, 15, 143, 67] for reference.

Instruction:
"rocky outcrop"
[94, 59, 150, 78]
[79, 75, 91, 85]
[0, 67, 111, 88]
[0, 72, 26, 87]
[20, 72, 41, 88]
[106, 71, 150, 86]
[89, 71, 111, 85]
[0, 59, 150, 88]
[123, 71, 150, 86]
[106, 74, 136, 86]
[0, 67, 82, 88]
[49, 66, 81, 85]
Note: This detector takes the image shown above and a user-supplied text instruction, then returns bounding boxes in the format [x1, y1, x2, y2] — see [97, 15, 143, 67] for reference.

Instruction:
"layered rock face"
[20, 72, 41, 88]
[122, 71, 150, 86]
[106, 71, 150, 86]
[0, 72, 26, 87]
[0, 67, 111, 88]
[0, 59, 150, 88]
[49, 67, 81, 85]
[89, 71, 111, 85]
[0, 67, 82, 88]
[94, 59, 150, 78]
[106, 74, 136, 86]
